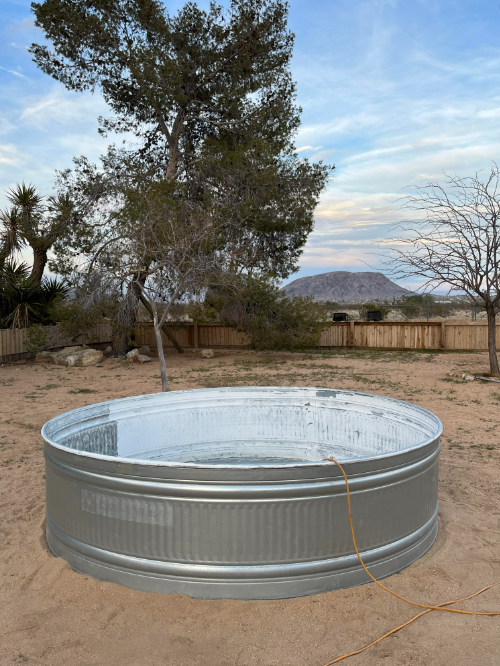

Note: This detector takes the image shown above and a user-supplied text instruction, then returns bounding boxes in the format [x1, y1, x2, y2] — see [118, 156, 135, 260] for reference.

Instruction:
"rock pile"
[126, 348, 152, 363]
[447, 369, 475, 382]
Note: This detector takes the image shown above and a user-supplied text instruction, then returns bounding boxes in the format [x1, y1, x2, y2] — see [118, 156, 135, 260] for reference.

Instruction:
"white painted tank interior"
[52, 388, 440, 466]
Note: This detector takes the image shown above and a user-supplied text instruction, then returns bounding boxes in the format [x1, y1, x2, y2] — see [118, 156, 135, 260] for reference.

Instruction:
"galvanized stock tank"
[42, 387, 441, 599]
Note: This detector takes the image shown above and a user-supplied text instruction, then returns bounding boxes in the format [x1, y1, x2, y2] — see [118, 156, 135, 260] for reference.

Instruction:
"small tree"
[385, 167, 500, 376]
[79, 179, 240, 391]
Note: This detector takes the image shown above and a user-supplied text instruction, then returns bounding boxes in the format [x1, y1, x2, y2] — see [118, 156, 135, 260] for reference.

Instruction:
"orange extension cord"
[321, 458, 500, 665]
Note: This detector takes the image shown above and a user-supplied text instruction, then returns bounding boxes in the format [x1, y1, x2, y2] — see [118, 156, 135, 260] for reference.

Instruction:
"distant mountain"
[282, 271, 413, 302]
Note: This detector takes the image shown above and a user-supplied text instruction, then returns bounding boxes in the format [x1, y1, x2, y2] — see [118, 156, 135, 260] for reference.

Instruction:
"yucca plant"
[0, 260, 69, 328]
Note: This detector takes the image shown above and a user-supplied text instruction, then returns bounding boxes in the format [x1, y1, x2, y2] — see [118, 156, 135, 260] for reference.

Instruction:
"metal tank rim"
[41, 385, 443, 469]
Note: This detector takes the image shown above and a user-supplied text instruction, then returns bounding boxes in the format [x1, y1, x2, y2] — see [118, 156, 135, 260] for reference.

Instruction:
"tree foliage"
[32, 0, 331, 283]
[208, 276, 328, 350]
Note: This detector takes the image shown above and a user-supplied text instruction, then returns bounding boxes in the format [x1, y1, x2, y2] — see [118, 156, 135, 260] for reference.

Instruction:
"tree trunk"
[486, 306, 500, 377]
[111, 328, 130, 356]
[153, 314, 169, 392]
[111, 284, 137, 356]
[136, 291, 184, 354]
[30, 248, 48, 284]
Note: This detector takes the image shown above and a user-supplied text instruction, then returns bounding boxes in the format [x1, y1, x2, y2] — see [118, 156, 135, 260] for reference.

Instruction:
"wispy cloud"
[0, 66, 28, 80]
[0, 144, 22, 167]
[20, 88, 109, 128]
[294, 145, 323, 152]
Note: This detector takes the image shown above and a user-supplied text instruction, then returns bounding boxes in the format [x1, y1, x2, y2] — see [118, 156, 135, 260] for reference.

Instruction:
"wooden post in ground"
[441, 322, 446, 349]
[193, 322, 199, 350]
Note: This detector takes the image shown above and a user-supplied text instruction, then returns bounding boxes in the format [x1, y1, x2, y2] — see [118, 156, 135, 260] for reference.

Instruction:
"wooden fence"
[0, 322, 112, 363]
[1, 320, 499, 363]
[321, 321, 500, 350]
[135, 323, 250, 348]
[136, 321, 500, 352]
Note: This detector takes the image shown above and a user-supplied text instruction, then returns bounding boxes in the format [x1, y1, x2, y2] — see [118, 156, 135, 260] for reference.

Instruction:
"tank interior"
[44, 388, 441, 466]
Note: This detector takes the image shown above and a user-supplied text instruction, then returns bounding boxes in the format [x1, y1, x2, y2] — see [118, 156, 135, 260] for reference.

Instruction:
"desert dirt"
[1, 347, 499, 666]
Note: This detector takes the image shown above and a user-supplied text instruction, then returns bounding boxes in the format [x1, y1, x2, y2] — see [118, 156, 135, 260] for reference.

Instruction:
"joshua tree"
[385, 166, 500, 376]
[2, 183, 75, 284]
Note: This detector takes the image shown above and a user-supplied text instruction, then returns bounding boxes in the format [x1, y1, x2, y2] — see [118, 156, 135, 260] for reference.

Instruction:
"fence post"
[441, 322, 446, 349]
[193, 322, 199, 350]
[349, 321, 355, 347]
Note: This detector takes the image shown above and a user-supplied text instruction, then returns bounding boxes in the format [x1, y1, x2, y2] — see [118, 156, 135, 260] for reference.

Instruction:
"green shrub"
[25, 324, 53, 354]
[210, 276, 328, 351]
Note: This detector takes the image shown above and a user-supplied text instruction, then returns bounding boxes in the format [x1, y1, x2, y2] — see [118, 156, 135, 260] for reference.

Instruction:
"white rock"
[126, 348, 139, 361]
[200, 349, 215, 359]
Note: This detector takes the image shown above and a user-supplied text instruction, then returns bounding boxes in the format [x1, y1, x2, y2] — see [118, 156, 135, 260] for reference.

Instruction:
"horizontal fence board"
[2, 321, 500, 362]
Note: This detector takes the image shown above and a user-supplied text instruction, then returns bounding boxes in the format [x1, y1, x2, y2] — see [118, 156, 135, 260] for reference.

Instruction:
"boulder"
[136, 354, 151, 363]
[52, 346, 83, 365]
[49, 346, 103, 367]
[462, 373, 476, 382]
[137, 345, 150, 355]
[64, 349, 104, 367]
[103, 345, 113, 356]
[200, 349, 215, 359]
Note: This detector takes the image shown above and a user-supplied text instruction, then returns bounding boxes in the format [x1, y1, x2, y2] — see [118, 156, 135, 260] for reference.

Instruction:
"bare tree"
[384, 166, 500, 376]
[90, 186, 236, 391]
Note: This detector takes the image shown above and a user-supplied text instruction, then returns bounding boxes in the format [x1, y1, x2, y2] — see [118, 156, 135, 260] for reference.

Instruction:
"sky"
[1, 0, 500, 291]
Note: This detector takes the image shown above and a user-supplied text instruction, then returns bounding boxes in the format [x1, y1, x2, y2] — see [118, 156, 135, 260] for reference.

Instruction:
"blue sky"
[1, 0, 500, 291]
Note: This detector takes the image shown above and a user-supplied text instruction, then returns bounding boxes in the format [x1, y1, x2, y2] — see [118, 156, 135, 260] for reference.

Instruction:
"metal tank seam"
[44, 444, 439, 499]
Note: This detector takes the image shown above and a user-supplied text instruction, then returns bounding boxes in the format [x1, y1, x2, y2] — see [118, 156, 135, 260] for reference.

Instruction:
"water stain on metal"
[42, 387, 442, 599]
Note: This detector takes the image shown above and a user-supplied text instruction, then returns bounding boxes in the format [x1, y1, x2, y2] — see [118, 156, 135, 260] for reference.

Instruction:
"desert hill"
[282, 271, 412, 302]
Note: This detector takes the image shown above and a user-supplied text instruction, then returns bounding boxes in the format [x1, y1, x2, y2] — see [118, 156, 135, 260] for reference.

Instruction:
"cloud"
[6, 17, 36, 33]
[0, 144, 22, 166]
[0, 66, 28, 80]
[294, 145, 323, 153]
[20, 88, 109, 129]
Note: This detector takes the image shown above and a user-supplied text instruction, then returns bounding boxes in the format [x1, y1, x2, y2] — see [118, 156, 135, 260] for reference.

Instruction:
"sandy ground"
[0, 347, 499, 666]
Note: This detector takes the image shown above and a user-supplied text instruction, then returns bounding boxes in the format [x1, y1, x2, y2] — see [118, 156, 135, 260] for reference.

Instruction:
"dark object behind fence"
[367, 311, 383, 322]
[333, 312, 349, 322]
